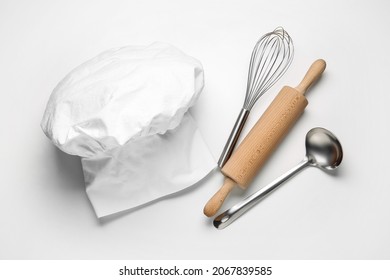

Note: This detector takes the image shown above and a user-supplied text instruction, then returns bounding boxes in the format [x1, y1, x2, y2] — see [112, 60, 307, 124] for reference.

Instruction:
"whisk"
[218, 27, 294, 168]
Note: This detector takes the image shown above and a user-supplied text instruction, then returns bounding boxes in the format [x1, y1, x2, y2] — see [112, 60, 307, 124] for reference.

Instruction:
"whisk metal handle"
[218, 108, 250, 168]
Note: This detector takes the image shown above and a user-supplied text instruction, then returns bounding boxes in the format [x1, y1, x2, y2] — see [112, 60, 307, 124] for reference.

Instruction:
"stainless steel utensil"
[214, 127, 343, 229]
[218, 27, 294, 168]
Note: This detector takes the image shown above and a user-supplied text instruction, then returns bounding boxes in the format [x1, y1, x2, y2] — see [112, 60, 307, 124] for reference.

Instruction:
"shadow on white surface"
[53, 147, 85, 191]
[51, 146, 100, 218]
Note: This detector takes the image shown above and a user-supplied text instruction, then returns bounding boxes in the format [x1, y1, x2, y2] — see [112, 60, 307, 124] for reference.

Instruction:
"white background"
[0, 0, 389, 259]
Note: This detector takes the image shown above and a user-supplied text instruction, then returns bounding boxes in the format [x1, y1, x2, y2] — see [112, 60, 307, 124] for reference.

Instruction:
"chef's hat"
[41, 42, 216, 218]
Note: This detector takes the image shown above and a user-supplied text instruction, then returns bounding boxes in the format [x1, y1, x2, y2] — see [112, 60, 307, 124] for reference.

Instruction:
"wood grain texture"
[221, 87, 308, 187]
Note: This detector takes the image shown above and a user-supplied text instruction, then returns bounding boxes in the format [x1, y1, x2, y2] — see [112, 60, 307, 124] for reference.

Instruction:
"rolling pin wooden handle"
[295, 59, 326, 95]
[203, 177, 236, 217]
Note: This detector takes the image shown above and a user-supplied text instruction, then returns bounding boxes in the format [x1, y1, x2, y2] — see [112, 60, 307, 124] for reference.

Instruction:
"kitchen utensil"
[213, 127, 343, 229]
[218, 27, 294, 168]
[204, 59, 326, 217]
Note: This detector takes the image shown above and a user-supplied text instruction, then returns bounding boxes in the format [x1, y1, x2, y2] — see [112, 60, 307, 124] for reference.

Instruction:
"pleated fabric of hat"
[41, 42, 216, 218]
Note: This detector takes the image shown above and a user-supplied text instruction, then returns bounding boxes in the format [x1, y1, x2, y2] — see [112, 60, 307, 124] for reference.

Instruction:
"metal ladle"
[214, 127, 343, 229]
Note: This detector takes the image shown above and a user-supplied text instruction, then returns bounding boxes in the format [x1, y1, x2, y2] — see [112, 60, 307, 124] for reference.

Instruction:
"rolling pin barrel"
[221, 87, 308, 187]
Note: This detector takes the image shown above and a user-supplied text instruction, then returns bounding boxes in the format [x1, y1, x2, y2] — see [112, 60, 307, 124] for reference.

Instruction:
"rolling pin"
[204, 59, 326, 217]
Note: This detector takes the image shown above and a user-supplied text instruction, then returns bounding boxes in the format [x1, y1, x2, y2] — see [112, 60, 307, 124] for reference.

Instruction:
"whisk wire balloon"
[218, 27, 294, 168]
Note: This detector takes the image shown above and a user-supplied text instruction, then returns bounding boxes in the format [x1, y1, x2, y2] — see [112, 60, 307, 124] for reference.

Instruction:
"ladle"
[213, 127, 343, 229]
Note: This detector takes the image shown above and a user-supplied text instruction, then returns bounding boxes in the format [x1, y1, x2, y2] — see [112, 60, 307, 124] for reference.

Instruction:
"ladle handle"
[295, 59, 326, 95]
[213, 158, 311, 229]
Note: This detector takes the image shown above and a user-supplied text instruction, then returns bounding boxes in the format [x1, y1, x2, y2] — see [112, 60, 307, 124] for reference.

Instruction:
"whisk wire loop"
[244, 27, 294, 110]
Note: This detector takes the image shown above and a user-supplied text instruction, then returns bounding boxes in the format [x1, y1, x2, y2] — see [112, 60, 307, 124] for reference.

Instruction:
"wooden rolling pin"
[204, 59, 326, 217]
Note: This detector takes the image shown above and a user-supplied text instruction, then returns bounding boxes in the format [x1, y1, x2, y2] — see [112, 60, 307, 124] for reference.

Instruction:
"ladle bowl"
[305, 127, 343, 170]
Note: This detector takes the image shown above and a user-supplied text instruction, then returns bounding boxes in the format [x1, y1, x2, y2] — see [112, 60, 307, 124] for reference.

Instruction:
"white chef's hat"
[41, 42, 216, 218]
